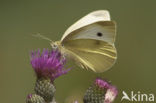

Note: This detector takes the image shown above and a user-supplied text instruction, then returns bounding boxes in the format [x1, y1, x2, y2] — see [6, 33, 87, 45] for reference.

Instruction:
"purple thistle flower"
[95, 78, 110, 89]
[30, 49, 70, 82]
[95, 78, 118, 103]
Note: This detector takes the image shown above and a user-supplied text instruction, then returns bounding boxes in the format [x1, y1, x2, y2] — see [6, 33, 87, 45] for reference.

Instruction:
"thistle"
[27, 49, 70, 103]
[83, 78, 118, 103]
[30, 49, 70, 82]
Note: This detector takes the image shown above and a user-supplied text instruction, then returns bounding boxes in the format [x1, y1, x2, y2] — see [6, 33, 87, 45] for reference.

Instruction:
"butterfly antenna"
[32, 33, 54, 43]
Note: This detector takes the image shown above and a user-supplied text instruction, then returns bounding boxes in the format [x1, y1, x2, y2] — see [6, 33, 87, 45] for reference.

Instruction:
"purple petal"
[30, 49, 71, 82]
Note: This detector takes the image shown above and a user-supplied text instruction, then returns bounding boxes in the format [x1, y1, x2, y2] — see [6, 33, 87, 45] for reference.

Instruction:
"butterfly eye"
[52, 44, 57, 49]
[97, 32, 103, 37]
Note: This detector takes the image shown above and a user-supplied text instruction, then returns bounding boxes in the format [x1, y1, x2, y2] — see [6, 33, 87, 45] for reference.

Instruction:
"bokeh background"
[0, 0, 156, 103]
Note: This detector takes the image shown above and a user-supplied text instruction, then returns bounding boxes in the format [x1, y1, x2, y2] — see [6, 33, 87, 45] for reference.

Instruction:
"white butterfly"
[41, 10, 117, 73]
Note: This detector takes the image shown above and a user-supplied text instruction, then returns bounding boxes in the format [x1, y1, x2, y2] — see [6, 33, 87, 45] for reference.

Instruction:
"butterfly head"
[51, 41, 61, 50]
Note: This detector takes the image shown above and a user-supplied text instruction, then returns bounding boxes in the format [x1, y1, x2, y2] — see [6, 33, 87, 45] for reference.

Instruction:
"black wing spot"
[97, 32, 103, 37]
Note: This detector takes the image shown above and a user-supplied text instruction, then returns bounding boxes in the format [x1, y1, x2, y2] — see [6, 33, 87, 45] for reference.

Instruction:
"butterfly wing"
[61, 10, 111, 41]
[62, 39, 116, 73]
[61, 10, 117, 72]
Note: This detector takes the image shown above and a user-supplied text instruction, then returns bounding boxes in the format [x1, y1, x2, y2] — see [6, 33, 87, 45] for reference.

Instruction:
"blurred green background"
[0, 0, 156, 103]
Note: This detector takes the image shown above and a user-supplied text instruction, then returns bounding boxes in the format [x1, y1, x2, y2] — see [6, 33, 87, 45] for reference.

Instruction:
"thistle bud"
[35, 78, 56, 102]
[26, 94, 45, 103]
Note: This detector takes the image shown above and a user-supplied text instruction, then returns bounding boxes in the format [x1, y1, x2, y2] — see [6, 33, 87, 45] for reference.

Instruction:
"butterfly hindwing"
[63, 39, 117, 72]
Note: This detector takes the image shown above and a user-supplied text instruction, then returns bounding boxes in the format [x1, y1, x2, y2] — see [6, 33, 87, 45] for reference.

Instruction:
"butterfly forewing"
[61, 10, 111, 41]
[62, 21, 116, 45]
